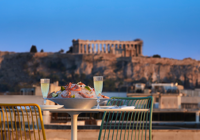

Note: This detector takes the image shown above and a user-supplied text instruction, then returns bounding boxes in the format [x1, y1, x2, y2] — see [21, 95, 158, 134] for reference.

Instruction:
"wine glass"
[93, 76, 103, 109]
[40, 79, 50, 105]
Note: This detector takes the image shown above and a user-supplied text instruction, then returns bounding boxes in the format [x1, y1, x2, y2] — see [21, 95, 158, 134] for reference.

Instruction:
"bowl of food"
[46, 82, 109, 109]
[46, 98, 97, 109]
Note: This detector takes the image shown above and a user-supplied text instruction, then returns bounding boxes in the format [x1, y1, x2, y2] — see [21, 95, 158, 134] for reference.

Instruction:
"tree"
[30, 45, 37, 53]
[184, 74, 190, 89]
[175, 78, 183, 85]
[196, 79, 199, 88]
[66, 46, 73, 53]
[40, 49, 44, 52]
[152, 54, 161, 58]
[59, 49, 64, 53]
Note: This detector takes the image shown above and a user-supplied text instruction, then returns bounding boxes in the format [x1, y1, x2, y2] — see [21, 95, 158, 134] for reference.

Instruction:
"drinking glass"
[40, 79, 50, 105]
[93, 76, 103, 109]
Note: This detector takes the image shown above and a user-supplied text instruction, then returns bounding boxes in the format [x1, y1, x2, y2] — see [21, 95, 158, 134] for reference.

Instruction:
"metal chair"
[0, 103, 46, 140]
[98, 96, 153, 140]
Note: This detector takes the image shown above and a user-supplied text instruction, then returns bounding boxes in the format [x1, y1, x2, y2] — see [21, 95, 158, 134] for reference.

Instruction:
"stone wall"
[0, 52, 200, 91]
[44, 129, 200, 140]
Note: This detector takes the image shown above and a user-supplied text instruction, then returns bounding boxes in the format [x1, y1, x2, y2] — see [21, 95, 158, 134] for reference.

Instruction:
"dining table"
[41, 107, 149, 140]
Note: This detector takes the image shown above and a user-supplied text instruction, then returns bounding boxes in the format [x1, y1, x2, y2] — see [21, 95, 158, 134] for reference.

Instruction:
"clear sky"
[0, 0, 200, 60]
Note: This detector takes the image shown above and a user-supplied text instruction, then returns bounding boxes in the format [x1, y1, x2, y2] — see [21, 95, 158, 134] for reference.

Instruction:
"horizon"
[0, 0, 200, 60]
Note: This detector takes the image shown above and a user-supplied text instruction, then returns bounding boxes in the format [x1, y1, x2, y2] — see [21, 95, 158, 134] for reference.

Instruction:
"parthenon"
[71, 39, 143, 57]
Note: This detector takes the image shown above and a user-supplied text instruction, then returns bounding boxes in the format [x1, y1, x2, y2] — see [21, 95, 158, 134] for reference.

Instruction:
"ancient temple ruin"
[71, 39, 143, 57]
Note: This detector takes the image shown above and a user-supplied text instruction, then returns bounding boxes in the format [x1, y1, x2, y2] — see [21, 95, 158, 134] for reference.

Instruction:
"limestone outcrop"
[0, 51, 199, 92]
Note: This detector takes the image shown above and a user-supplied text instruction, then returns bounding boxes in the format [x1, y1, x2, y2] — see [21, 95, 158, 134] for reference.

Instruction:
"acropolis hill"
[0, 47, 200, 92]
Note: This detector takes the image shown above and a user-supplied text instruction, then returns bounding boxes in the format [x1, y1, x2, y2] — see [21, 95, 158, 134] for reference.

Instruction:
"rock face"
[0, 51, 200, 92]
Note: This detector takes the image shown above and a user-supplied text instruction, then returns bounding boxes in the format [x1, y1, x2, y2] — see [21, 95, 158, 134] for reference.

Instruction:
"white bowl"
[46, 98, 98, 109]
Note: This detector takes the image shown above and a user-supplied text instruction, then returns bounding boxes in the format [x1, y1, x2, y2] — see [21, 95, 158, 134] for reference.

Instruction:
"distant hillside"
[0, 51, 199, 92]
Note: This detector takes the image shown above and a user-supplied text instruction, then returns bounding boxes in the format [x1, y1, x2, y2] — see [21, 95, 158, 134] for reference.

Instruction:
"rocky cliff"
[0, 51, 199, 92]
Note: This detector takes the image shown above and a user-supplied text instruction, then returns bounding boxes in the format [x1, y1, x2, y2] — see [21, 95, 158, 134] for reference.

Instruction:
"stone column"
[97, 44, 100, 53]
[85, 44, 88, 54]
[120, 44, 124, 56]
[119, 44, 121, 56]
[117, 44, 120, 49]
[81, 44, 85, 54]
[137, 44, 140, 55]
[124, 44, 126, 57]
[112, 44, 115, 54]
[102, 44, 104, 53]
[117, 44, 120, 54]
[108, 44, 111, 53]
[90, 44, 93, 53]
[116, 44, 119, 54]
[78, 44, 81, 54]
[93, 44, 96, 53]
[135, 44, 137, 56]
[140, 43, 142, 55]
[105, 44, 108, 53]
[115, 44, 117, 55]
[139, 45, 141, 55]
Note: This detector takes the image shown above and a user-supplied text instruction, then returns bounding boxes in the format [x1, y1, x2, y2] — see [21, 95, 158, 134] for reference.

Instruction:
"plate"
[92, 106, 117, 109]
[39, 105, 64, 110]
[45, 98, 108, 109]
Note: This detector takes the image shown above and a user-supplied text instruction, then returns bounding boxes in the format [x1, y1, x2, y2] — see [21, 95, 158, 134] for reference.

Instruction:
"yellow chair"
[0, 103, 46, 140]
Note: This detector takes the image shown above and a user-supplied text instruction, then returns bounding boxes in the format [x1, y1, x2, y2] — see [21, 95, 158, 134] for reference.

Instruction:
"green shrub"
[30, 45, 37, 53]
[152, 54, 161, 58]
[66, 46, 73, 53]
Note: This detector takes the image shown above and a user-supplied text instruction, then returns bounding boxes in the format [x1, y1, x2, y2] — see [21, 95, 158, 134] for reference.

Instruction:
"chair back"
[0, 103, 46, 140]
[98, 96, 153, 140]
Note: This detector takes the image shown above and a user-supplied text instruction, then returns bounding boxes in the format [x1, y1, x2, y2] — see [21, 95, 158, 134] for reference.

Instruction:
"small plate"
[39, 105, 64, 109]
[92, 106, 117, 109]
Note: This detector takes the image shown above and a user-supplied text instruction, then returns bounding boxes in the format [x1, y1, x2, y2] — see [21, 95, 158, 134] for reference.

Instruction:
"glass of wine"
[40, 79, 50, 105]
[93, 76, 103, 109]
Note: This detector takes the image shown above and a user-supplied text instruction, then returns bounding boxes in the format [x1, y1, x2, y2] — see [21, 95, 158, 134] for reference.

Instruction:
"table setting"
[40, 76, 111, 110]
[39, 76, 143, 140]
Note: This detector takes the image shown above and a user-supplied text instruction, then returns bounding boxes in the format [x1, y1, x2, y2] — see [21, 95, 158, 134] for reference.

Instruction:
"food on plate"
[47, 82, 109, 99]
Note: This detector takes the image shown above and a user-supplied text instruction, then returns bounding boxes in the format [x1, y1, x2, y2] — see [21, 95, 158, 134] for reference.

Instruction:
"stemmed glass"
[40, 79, 50, 105]
[93, 76, 103, 109]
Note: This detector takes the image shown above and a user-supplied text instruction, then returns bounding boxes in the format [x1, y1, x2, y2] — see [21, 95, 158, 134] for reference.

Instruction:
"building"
[20, 88, 35, 95]
[151, 83, 179, 94]
[71, 39, 143, 57]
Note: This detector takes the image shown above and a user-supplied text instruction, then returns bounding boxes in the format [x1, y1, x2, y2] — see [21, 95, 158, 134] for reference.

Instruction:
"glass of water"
[40, 79, 50, 105]
[93, 76, 103, 109]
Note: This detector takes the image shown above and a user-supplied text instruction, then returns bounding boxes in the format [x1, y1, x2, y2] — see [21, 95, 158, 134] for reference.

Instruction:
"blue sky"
[0, 0, 200, 60]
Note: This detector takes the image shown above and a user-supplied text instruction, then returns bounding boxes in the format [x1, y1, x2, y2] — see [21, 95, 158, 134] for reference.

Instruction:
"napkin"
[120, 106, 135, 109]
[107, 105, 135, 109]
